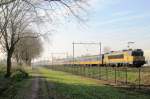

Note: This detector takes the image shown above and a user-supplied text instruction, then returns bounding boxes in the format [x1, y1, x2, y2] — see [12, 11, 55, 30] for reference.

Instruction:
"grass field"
[0, 66, 50, 99]
[50, 65, 150, 86]
[1, 65, 150, 99]
[0, 66, 32, 99]
[39, 68, 150, 99]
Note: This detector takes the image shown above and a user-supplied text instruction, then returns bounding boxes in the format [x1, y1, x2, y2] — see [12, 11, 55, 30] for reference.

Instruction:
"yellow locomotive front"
[131, 49, 145, 67]
[104, 49, 145, 67]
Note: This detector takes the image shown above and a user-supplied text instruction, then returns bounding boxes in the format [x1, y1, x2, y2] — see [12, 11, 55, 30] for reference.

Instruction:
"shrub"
[11, 69, 29, 81]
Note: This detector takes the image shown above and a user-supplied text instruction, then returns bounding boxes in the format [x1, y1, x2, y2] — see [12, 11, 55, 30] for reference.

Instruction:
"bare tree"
[0, 0, 37, 77]
[0, 0, 87, 77]
[14, 31, 43, 66]
[0, 0, 16, 6]
[0, 0, 87, 21]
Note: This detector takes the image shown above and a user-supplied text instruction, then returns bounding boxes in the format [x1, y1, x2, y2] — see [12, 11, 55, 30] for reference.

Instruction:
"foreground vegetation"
[1, 65, 150, 99]
[0, 66, 49, 99]
[0, 66, 31, 99]
[49, 65, 150, 86]
[39, 68, 150, 99]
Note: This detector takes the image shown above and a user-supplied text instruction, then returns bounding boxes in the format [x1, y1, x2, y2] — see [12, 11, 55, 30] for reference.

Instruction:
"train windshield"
[132, 51, 143, 56]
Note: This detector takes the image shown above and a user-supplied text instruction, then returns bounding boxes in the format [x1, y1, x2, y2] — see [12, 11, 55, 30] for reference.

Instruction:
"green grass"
[2, 67, 49, 99]
[0, 79, 32, 99]
[0, 66, 32, 99]
[0, 65, 149, 99]
[51, 65, 150, 85]
[39, 68, 150, 99]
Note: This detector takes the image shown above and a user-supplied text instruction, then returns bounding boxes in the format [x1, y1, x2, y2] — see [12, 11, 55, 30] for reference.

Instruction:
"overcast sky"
[41, 0, 150, 59]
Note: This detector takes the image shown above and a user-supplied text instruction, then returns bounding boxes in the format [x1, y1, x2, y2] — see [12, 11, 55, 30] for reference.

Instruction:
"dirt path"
[29, 73, 49, 99]
[31, 77, 40, 99]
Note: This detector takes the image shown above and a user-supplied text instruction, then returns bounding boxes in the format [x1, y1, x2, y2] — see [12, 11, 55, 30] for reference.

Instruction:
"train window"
[132, 51, 143, 56]
[108, 54, 124, 59]
[97, 55, 103, 60]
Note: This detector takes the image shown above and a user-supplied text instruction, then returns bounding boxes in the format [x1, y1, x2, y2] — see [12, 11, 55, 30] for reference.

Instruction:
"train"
[53, 49, 146, 67]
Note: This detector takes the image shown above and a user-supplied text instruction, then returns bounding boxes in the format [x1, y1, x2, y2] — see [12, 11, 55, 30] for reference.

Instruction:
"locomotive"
[103, 49, 145, 67]
[53, 49, 145, 67]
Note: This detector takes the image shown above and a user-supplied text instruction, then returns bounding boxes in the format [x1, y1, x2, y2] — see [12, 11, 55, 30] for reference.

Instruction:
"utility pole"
[125, 41, 135, 85]
[72, 42, 102, 77]
[51, 53, 53, 69]
[73, 42, 75, 66]
[127, 42, 135, 49]
[73, 42, 75, 73]
[51, 52, 68, 70]
[99, 42, 102, 80]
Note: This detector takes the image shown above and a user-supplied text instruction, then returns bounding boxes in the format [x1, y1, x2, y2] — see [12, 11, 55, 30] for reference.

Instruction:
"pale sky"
[41, 0, 150, 59]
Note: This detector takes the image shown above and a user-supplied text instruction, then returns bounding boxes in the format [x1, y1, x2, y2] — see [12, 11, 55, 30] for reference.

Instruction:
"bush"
[11, 69, 29, 81]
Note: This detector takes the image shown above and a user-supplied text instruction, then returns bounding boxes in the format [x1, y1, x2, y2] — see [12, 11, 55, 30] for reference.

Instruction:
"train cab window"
[132, 51, 143, 56]
[108, 54, 124, 59]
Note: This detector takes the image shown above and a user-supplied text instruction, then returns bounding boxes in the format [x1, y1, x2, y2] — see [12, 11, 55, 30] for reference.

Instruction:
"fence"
[48, 65, 150, 89]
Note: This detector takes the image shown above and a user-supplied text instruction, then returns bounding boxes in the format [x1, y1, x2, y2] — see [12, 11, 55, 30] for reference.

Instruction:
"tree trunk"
[26, 58, 31, 66]
[5, 52, 12, 77]
[28, 58, 31, 66]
